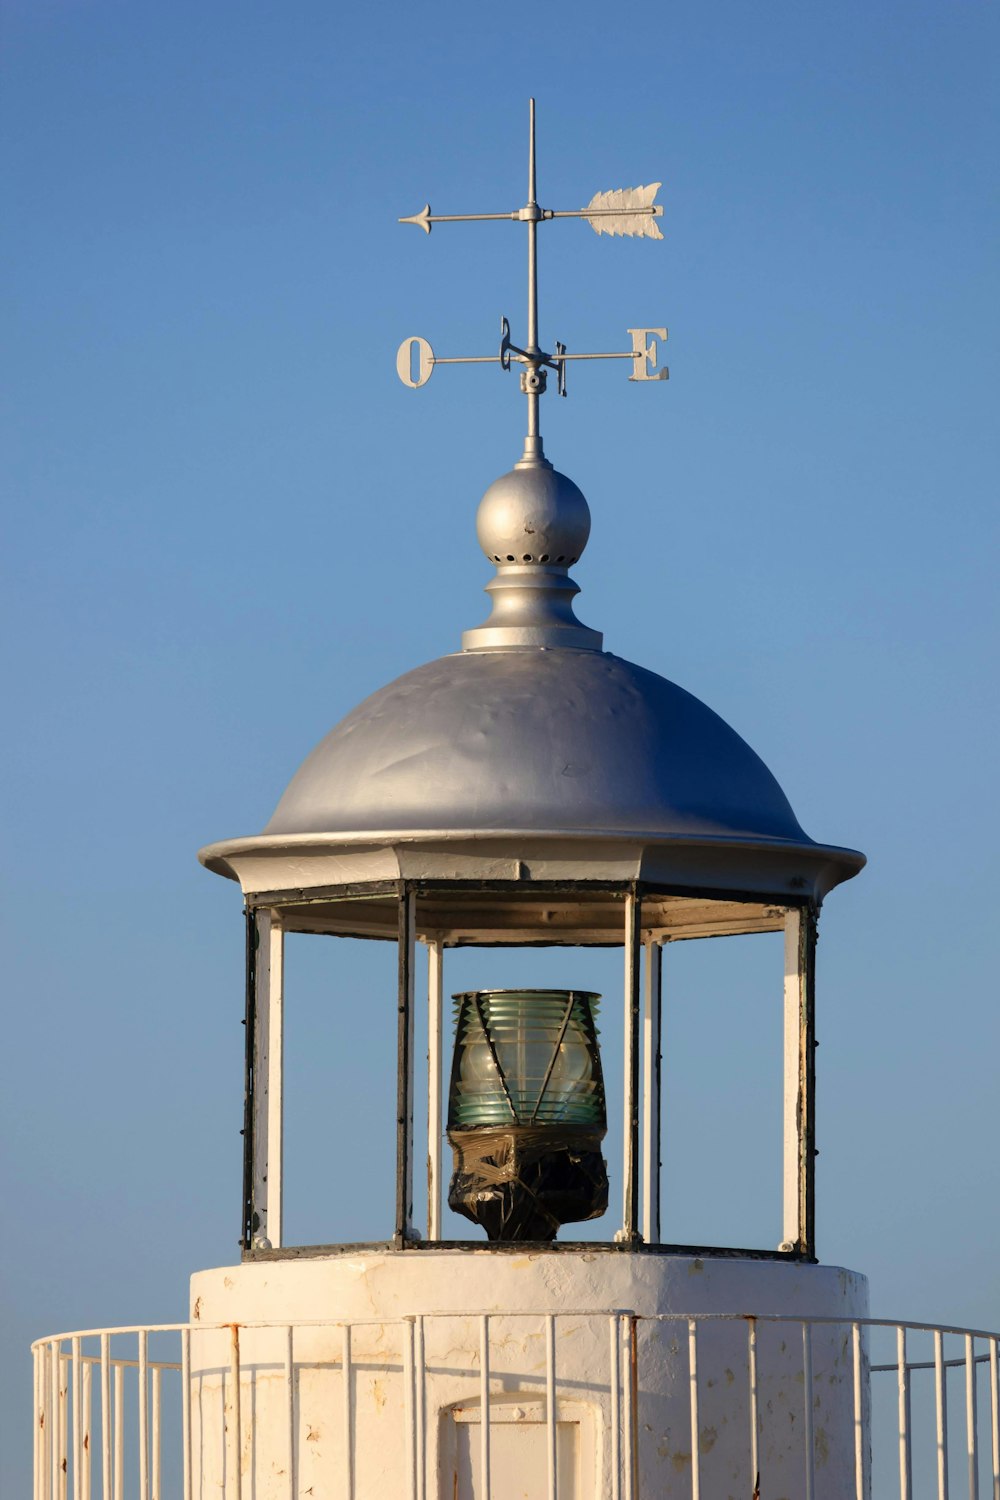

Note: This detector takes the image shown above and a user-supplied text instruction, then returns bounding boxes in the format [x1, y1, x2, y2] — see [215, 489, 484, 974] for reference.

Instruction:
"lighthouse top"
[199, 103, 864, 908]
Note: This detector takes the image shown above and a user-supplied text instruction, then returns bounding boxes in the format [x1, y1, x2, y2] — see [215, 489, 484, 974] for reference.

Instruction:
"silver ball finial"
[463, 444, 603, 653]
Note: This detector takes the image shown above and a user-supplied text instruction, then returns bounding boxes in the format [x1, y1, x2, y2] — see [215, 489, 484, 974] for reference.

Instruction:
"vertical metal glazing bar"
[242, 905, 257, 1251]
[546, 1314, 557, 1500]
[641, 938, 662, 1244]
[898, 1326, 912, 1500]
[479, 1316, 492, 1500]
[688, 1320, 701, 1500]
[967, 1335, 980, 1500]
[151, 1368, 161, 1500]
[284, 1326, 295, 1500]
[990, 1338, 1000, 1500]
[803, 1323, 815, 1500]
[935, 1330, 950, 1500]
[138, 1331, 149, 1500]
[181, 1329, 191, 1500]
[251, 908, 272, 1249]
[621, 889, 642, 1242]
[113, 1365, 123, 1500]
[609, 1317, 621, 1500]
[748, 1319, 759, 1497]
[783, 908, 816, 1256]
[854, 1322, 866, 1500]
[342, 1325, 354, 1500]
[427, 940, 444, 1241]
[267, 914, 285, 1248]
[396, 885, 416, 1245]
[82, 1361, 92, 1500]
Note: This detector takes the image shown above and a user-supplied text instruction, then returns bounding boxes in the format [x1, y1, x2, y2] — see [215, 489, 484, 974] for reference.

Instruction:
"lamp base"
[448, 1126, 608, 1241]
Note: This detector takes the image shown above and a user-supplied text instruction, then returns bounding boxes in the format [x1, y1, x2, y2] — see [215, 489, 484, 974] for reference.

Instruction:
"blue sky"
[2, 1, 998, 1489]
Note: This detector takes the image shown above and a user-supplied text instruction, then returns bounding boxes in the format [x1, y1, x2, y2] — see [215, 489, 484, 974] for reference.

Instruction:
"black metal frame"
[240, 877, 817, 1261]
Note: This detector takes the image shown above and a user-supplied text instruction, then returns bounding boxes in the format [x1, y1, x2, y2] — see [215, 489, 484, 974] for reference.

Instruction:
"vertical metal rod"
[545, 1314, 557, 1500]
[803, 1323, 815, 1500]
[51, 1342, 60, 1500]
[479, 1316, 492, 1500]
[138, 1331, 149, 1500]
[284, 1325, 295, 1500]
[641, 938, 662, 1244]
[802, 909, 817, 1258]
[783, 908, 816, 1255]
[748, 1319, 759, 1497]
[342, 1325, 354, 1500]
[853, 1322, 865, 1500]
[151, 1368, 161, 1500]
[71, 1338, 82, 1500]
[526, 97, 539, 441]
[404, 1319, 417, 1500]
[609, 1317, 622, 1500]
[415, 1316, 426, 1500]
[621, 889, 642, 1242]
[82, 1361, 92, 1500]
[396, 885, 416, 1245]
[688, 1320, 701, 1500]
[427, 941, 444, 1241]
[935, 1330, 950, 1500]
[228, 1325, 242, 1500]
[268, 916, 285, 1248]
[181, 1329, 191, 1500]
[898, 1326, 912, 1500]
[967, 1335, 980, 1500]
[113, 1365, 123, 1500]
[989, 1338, 999, 1500]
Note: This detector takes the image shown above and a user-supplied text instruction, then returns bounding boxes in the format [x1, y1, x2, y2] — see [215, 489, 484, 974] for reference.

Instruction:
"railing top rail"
[31, 1310, 1000, 1353]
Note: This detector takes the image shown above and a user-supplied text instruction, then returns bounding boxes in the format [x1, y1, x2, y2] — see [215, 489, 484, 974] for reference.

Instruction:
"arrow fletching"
[583, 183, 663, 239]
[399, 203, 433, 233]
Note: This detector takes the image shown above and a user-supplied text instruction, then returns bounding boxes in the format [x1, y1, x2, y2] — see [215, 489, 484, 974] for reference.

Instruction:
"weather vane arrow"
[396, 99, 668, 463]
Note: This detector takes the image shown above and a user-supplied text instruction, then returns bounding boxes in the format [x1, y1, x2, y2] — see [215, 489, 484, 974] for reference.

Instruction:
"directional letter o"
[396, 336, 434, 388]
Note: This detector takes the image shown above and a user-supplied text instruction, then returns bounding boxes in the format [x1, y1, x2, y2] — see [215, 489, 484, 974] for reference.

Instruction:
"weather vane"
[396, 99, 667, 460]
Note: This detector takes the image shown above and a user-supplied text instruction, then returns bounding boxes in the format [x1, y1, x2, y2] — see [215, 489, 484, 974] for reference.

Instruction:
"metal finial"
[396, 101, 669, 459]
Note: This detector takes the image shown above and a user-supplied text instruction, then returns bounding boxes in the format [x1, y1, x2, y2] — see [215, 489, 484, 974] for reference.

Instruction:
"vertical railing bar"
[688, 1320, 700, 1500]
[403, 1319, 417, 1500]
[342, 1324, 354, 1500]
[72, 1338, 82, 1500]
[609, 1317, 622, 1500]
[853, 1322, 865, 1500]
[989, 1338, 1000, 1500]
[100, 1336, 111, 1500]
[33, 1345, 41, 1500]
[228, 1325, 242, 1500]
[151, 1367, 161, 1500]
[479, 1315, 492, 1500]
[113, 1365, 123, 1500]
[899, 1325, 912, 1500]
[60, 1348, 69, 1500]
[51, 1341, 61, 1500]
[138, 1330, 149, 1500]
[936, 1330, 950, 1500]
[283, 1325, 295, 1500]
[748, 1319, 759, 1498]
[181, 1330, 192, 1500]
[82, 1359, 93, 1500]
[803, 1323, 815, 1500]
[546, 1314, 557, 1500]
[968, 1334, 980, 1500]
[415, 1316, 426, 1500]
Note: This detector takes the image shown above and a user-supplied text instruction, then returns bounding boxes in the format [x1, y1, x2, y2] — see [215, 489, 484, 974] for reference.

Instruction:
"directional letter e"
[627, 328, 669, 382]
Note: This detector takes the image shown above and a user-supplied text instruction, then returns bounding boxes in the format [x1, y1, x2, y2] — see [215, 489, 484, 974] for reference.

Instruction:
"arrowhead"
[399, 203, 432, 234]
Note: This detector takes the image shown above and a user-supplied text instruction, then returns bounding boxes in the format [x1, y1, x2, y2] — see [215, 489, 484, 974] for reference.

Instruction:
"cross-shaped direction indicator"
[397, 100, 668, 458]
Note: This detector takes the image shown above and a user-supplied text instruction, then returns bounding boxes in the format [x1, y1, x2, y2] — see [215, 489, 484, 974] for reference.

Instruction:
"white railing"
[31, 1313, 1000, 1500]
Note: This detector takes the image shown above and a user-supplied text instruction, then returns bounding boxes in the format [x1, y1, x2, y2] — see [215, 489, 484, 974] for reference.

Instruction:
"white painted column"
[782, 907, 814, 1254]
[253, 909, 285, 1248]
[620, 891, 641, 1242]
[641, 938, 662, 1245]
[427, 940, 444, 1241]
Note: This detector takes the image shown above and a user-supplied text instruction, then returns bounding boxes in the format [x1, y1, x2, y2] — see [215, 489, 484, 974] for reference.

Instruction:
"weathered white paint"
[782, 907, 803, 1250]
[184, 1250, 869, 1500]
[640, 938, 662, 1244]
[426, 941, 443, 1241]
[252, 911, 284, 1249]
[620, 892, 640, 1239]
